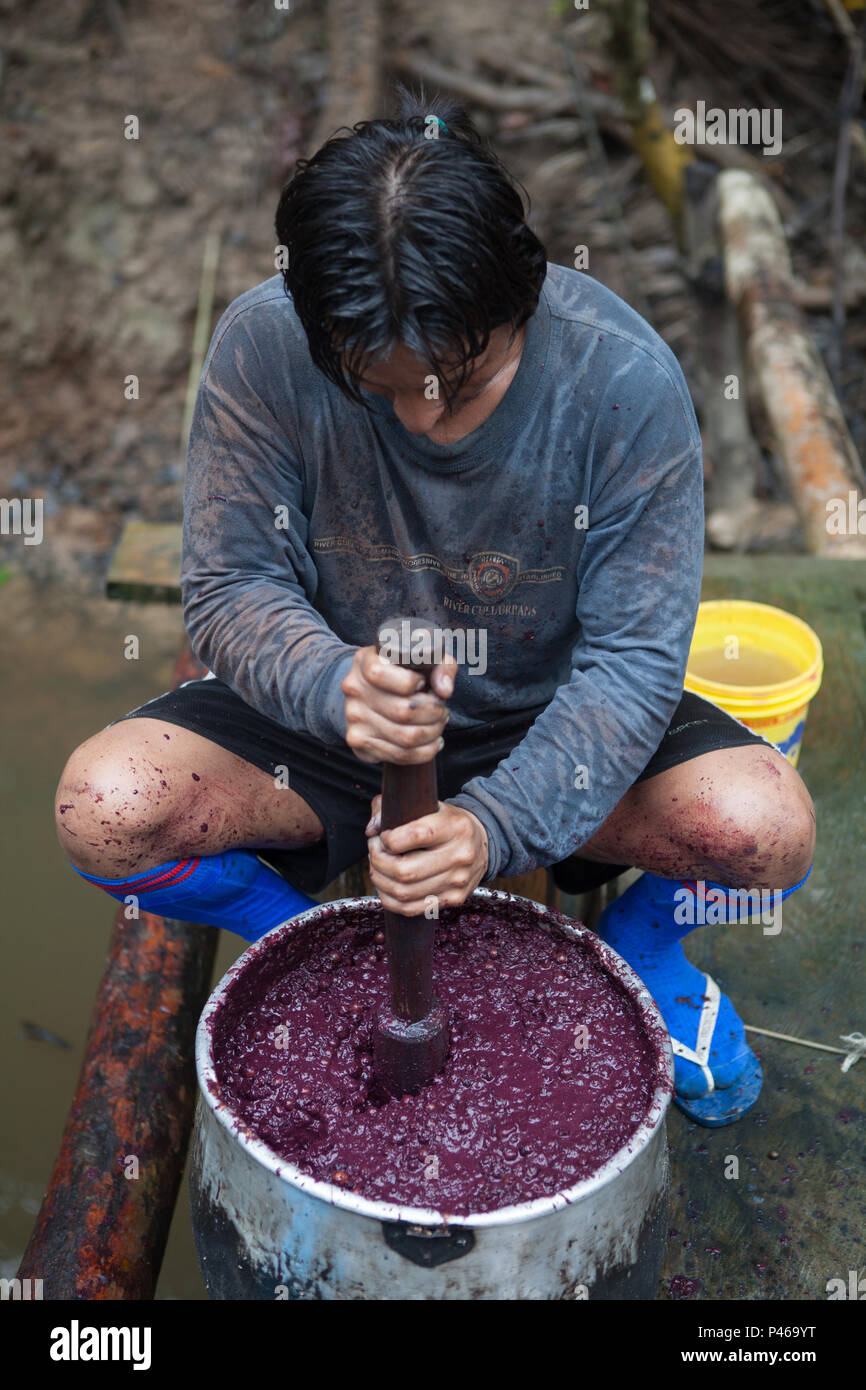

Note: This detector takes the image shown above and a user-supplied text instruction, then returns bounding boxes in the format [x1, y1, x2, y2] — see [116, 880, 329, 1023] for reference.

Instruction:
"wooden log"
[392, 49, 572, 116]
[392, 47, 619, 121]
[792, 278, 866, 311]
[683, 162, 763, 543]
[16, 912, 218, 1299]
[308, 0, 382, 153]
[17, 643, 217, 1299]
[717, 170, 866, 558]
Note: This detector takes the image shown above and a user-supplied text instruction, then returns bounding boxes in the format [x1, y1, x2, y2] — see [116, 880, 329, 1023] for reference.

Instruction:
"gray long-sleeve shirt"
[181, 261, 704, 880]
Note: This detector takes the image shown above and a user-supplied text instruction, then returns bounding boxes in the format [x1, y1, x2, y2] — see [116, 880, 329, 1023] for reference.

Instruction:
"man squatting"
[57, 88, 815, 1126]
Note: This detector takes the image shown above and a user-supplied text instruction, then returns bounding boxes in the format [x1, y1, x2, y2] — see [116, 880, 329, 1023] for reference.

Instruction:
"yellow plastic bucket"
[684, 600, 823, 767]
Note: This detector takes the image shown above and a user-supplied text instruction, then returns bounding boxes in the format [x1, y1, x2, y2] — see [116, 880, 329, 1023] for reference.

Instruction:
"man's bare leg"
[571, 743, 815, 890]
[56, 718, 324, 877]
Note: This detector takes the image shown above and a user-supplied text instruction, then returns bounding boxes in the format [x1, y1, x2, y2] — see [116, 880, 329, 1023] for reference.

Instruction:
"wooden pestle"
[371, 617, 451, 1098]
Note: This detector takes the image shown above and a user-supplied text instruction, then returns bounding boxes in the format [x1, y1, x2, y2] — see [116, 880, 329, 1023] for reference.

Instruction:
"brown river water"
[0, 575, 245, 1299]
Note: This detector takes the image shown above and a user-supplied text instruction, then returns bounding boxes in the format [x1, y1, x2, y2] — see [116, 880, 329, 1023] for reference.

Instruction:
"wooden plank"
[105, 521, 182, 603]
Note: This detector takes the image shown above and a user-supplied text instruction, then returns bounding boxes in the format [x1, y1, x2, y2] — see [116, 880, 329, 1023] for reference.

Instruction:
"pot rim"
[195, 887, 674, 1229]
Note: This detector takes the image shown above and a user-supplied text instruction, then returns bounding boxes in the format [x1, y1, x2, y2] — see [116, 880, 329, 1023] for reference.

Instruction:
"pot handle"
[381, 1220, 475, 1267]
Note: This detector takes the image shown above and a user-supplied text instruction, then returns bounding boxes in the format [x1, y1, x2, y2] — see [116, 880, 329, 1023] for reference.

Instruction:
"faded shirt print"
[181, 261, 704, 879]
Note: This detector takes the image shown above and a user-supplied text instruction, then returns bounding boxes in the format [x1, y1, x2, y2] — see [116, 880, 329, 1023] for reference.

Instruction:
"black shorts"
[114, 679, 775, 896]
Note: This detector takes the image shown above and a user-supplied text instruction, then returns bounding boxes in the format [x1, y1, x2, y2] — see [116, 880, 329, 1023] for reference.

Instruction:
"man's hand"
[341, 646, 457, 765]
[366, 796, 489, 915]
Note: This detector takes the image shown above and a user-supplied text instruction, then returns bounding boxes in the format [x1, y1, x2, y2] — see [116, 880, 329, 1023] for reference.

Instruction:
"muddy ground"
[1, 0, 864, 590]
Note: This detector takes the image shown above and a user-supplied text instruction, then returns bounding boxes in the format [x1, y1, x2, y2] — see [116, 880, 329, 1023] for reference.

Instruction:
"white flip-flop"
[669, 972, 763, 1127]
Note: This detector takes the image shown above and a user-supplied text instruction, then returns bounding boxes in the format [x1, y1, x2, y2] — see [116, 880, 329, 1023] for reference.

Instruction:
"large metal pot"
[190, 888, 673, 1300]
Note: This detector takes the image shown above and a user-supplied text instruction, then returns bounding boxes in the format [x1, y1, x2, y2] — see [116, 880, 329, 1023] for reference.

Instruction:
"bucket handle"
[381, 1221, 475, 1267]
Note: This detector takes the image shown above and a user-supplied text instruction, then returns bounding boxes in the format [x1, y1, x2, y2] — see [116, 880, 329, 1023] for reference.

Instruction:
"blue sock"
[597, 865, 811, 1098]
[71, 848, 318, 943]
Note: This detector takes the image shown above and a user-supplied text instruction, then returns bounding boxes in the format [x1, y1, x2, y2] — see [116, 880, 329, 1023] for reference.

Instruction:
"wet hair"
[274, 82, 548, 410]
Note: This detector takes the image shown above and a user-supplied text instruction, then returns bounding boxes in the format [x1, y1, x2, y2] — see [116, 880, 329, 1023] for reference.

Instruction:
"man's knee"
[55, 735, 177, 871]
[698, 750, 815, 888]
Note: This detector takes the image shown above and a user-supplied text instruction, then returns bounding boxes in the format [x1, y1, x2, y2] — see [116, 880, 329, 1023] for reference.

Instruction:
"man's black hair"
[275, 82, 548, 411]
